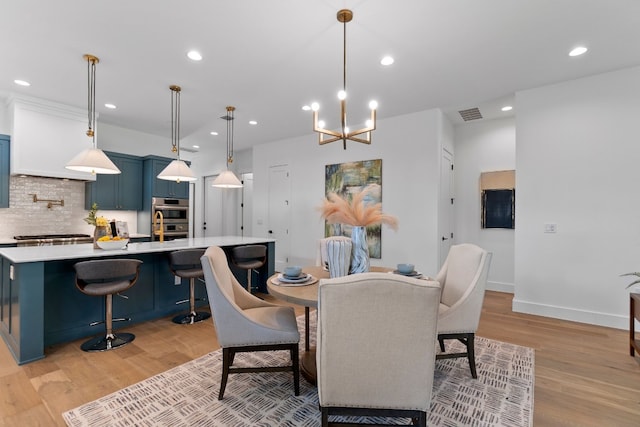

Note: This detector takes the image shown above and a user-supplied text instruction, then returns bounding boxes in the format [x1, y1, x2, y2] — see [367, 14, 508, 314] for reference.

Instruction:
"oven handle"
[153, 205, 189, 211]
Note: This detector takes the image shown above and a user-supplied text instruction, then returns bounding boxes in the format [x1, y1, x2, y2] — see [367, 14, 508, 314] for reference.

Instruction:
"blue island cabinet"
[0, 237, 275, 365]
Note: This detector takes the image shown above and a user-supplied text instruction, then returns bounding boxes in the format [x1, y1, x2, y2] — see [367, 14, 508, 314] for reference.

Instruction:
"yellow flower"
[95, 216, 109, 227]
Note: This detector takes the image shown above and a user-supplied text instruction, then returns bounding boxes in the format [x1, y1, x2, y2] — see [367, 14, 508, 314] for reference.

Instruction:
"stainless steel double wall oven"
[151, 197, 189, 241]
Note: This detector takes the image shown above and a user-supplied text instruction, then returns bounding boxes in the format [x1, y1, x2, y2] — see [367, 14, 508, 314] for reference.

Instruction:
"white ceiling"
[1, 0, 639, 151]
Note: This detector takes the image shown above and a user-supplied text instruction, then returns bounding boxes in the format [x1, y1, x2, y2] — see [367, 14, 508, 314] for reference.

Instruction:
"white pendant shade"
[157, 159, 197, 182]
[65, 148, 121, 174]
[212, 170, 243, 188]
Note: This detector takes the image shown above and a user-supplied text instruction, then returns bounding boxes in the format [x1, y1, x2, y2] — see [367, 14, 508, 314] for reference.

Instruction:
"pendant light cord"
[170, 85, 181, 159]
[87, 57, 97, 147]
[226, 106, 235, 169]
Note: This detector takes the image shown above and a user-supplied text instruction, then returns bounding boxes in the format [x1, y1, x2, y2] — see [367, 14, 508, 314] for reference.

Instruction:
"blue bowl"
[284, 266, 302, 277]
[397, 263, 415, 274]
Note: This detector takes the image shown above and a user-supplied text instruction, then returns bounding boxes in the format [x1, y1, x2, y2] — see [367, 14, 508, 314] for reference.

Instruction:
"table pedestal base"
[301, 348, 317, 385]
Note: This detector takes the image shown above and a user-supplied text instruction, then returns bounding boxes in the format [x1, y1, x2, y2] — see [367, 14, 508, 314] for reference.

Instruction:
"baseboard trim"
[512, 298, 627, 330]
[486, 280, 514, 293]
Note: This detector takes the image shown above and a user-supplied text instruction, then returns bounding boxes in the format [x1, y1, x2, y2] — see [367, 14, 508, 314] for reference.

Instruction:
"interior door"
[240, 173, 254, 237]
[439, 149, 455, 266]
[203, 175, 240, 237]
[268, 165, 291, 272]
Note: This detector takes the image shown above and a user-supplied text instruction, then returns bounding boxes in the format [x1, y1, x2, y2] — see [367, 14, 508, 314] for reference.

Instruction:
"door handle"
[442, 236, 449, 241]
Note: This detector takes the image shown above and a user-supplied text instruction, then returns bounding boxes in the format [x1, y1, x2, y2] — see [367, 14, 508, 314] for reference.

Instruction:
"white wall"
[514, 65, 640, 329]
[454, 117, 516, 292]
[252, 109, 446, 277]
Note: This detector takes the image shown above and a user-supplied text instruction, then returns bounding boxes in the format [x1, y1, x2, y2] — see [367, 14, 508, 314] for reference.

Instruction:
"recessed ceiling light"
[380, 56, 394, 66]
[249, 120, 258, 125]
[14, 79, 30, 86]
[210, 131, 219, 136]
[192, 145, 200, 149]
[501, 106, 513, 112]
[187, 50, 202, 61]
[569, 46, 588, 57]
[104, 103, 117, 109]
[302, 105, 311, 111]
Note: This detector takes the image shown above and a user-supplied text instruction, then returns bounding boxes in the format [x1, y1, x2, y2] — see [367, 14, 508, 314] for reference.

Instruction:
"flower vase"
[93, 226, 109, 249]
[326, 237, 352, 278]
[350, 226, 370, 274]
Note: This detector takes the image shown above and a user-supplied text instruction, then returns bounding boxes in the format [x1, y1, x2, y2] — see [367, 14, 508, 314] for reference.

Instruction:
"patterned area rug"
[63, 315, 534, 426]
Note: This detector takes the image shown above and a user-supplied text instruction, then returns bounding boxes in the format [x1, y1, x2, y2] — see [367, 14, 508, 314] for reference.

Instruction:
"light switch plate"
[544, 223, 557, 233]
[174, 276, 181, 285]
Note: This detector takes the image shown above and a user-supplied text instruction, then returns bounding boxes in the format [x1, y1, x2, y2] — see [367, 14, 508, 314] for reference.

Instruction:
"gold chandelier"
[311, 9, 377, 150]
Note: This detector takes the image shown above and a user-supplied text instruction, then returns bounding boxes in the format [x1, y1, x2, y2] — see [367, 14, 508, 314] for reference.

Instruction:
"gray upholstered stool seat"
[74, 259, 143, 352]
[231, 245, 267, 293]
[169, 249, 211, 324]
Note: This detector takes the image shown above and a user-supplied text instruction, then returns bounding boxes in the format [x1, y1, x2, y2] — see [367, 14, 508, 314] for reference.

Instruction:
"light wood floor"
[1, 291, 639, 426]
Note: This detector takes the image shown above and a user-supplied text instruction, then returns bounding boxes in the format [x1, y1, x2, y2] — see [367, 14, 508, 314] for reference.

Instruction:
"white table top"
[0, 236, 275, 263]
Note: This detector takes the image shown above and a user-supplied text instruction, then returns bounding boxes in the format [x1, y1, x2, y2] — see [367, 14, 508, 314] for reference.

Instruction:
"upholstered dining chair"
[435, 243, 492, 379]
[200, 245, 300, 400]
[316, 272, 441, 427]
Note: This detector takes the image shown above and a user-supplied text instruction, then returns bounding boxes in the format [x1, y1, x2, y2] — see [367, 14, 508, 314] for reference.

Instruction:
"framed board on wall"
[480, 170, 515, 229]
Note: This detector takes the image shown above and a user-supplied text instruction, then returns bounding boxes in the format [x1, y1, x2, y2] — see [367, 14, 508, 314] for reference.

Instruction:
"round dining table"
[267, 265, 392, 384]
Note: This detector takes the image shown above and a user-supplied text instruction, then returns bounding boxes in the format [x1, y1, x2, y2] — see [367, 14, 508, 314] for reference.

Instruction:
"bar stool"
[73, 259, 143, 352]
[169, 249, 211, 324]
[231, 245, 267, 293]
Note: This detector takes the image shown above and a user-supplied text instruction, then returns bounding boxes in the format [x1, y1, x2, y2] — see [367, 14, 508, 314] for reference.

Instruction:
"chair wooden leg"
[412, 412, 427, 426]
[290, 344, 300, 395]
[219, 348, 231, 400]
[320, 406, 329, 427]
[467, 333, 477, 379]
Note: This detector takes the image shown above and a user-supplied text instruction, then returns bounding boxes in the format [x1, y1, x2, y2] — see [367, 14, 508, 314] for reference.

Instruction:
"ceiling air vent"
[458, 107, 483, 121]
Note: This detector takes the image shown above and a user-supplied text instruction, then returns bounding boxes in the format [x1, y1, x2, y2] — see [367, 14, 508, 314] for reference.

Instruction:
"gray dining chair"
[200, 245, 300, 400]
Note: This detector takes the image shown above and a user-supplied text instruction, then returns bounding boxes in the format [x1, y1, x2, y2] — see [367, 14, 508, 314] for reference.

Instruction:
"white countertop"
[0, 233, 150, 246]
[0, 236, 275, 263]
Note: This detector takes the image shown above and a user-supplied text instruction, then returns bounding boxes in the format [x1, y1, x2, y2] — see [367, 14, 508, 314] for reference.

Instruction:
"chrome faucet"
[154, 211, 164, 242]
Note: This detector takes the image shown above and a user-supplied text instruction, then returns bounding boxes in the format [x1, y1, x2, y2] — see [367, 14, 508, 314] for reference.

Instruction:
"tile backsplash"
[0, 175, 138, 239]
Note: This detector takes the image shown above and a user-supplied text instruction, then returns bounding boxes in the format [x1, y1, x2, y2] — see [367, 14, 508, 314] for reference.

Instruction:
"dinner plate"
[277, 273, 312, 283]
[392, 270, 422, 278]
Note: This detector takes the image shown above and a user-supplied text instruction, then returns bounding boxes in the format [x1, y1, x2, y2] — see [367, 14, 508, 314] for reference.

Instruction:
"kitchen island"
[0, 236, 275, 365]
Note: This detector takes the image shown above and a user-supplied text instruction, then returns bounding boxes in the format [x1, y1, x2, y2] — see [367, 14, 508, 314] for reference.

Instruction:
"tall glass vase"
[93, 225, 109, 249]
[350, 226, 370, 274]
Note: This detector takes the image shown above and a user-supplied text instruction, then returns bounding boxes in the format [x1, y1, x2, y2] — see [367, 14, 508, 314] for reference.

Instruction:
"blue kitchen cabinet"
[85, 151, 143, 210]
[143, 155, 190, 199]
[0, 135, 9, 208]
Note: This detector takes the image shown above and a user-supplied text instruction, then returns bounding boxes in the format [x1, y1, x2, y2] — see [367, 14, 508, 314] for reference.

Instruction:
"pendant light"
[157, 85, 197, 183]
[309, 9, 378, 150]
[65, 54, 121, 174]
[212, 106, 243, 188]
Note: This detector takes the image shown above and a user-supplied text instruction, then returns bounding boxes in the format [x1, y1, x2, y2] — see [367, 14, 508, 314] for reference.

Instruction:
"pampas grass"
[319, 184, 398, 230]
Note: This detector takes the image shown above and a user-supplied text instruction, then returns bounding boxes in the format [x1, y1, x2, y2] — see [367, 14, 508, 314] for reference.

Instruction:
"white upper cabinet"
[8, 95, 97, 181]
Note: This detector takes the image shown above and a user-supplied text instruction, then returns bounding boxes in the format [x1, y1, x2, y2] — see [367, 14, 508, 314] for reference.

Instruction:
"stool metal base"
[80, 332, 135, 352]
[172, 311, 211, 325]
